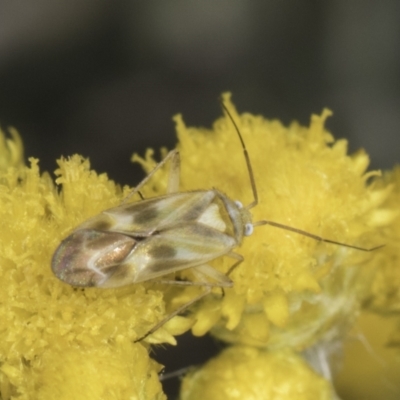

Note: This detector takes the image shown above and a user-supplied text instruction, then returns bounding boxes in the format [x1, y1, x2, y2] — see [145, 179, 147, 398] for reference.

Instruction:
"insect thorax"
[211, 190, 251, 244]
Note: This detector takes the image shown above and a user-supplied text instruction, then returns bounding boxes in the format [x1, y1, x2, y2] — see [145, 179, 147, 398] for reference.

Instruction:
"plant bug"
[51, 100, 382, 341]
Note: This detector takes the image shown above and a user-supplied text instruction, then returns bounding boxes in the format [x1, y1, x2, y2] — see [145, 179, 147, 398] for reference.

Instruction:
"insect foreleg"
[225, 252, 244, 277]
[123, 149, 180, 204]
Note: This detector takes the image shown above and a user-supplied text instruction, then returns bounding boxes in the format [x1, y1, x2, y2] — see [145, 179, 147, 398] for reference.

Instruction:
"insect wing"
[78, 191, 217, 237]
[110, 222, 237, 286]
[52, 189, 240, 288]
[51, 229, 137, 287]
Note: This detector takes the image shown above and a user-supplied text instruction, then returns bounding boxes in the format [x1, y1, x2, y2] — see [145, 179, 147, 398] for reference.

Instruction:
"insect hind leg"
[166, 149, 181, 194]
[123, 149, 180, 204]
[134, 264, 232, 342]
[134, 287, 211, 342]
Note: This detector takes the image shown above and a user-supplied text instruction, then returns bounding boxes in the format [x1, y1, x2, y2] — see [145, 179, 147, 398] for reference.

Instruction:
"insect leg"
[191, 264, 233, 287]
[150, 279, 228, 288]
[225, 252, 244, 277]
[131, 147, 179, 200]
[123, 149, 180, 204]
[149, 264, 233, 288]
[135, 264, 232, 342]
[134, 287, 211, 342]
[159, 366, 192, 382]
[167, 149, 181, 194]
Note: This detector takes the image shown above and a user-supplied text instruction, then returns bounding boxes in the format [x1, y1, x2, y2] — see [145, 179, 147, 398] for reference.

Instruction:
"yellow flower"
[0, 127, 24, 172]
[135, 94, 400, 397]
[135, 93, 392, 351]
[334, 312, 400, 400]
[0, 131, 176, 399]
[1, 93, 398, 399]
[365, 166, 400, 313]
[180, 345, 334, 400]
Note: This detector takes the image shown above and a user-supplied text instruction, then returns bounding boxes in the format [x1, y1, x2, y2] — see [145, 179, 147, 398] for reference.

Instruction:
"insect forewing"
[117, 223, 237, 286]
[78, 191, 217, 236]
[52, 189, 244, 288]
[52, 229, 137, 287]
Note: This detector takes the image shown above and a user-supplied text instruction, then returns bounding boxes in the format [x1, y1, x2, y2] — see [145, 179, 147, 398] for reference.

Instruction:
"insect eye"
[235, 200, 243, 209]
[244, 223, 254, 236]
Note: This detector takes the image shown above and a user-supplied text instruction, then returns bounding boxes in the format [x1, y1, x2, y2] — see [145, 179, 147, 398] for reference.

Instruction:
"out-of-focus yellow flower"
[180, 345, 335, 400]
[335, 311, 400, 399]
[359, 167, 400, 397]
[0, 127, 24, 172]
[366, 166, 400, 313]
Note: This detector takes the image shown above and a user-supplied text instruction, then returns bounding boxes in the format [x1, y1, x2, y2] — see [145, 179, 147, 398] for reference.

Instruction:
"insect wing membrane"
[99, 189, 243, 287]
[71, 191, 213, 241]
[51, 229, 136, 287]
[99, 191, 217, 236]
[119, 222, 237, 284]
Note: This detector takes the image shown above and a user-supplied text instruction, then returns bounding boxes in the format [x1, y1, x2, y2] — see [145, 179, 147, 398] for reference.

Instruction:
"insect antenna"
[221, 100, 383, 253]
[221, 101, 258, 210]
[253, 220, 384, 252]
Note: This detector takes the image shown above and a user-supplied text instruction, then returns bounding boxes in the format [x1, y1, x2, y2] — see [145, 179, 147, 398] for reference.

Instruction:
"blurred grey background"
[1, 1, 399, 398]
[1, 0, 399, 186]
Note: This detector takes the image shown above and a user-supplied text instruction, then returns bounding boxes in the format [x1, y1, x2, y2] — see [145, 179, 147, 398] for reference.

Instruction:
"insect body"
[52, 188, 251, 289]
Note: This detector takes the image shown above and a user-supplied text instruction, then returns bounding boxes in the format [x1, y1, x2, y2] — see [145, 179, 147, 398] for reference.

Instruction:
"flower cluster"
[0, 94, 399, 399]
[0, 136, 176, 399]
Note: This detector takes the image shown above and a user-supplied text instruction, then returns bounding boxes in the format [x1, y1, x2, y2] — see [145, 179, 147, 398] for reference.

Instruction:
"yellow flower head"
[0, 131, 172, 399]
[0, 127, 24, 173]
[363, 166, 400, 354]
[366, 166, 400, 313]
[135, 93, 392, 349]
[0, 94, 397, 399]
[181, 345, 335, 400]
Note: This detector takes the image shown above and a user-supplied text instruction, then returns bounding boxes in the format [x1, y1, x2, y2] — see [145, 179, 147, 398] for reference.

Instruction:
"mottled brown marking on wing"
[132, 206, 159, 224]
[89, 220, 113, 231]
[102, 264, 130, 282]
[148, 244, 177, 259]
[105, 191, 216, 235]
